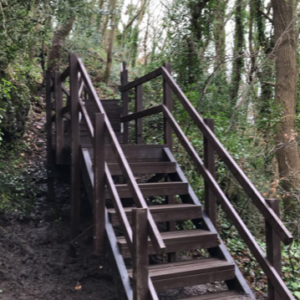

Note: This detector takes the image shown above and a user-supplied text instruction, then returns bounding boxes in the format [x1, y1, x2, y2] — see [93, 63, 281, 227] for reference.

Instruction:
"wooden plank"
[79, 99, 94, 140]
[54, 71, 64, 164]
[93, 113, 105, 255]
[121, 105, 163, 123]
[132, 208, 149, 300]
[179, 291, 252, 300]
[70, 53, 81, 239]
[118, 229, 218, 258]
[105, 182, 188, 198]
[107, 161, 176, 175]
[120, 67, 162, 92]
[108, 203, 202, 227]
[135, 84, 143, 144]
[161, 67, 293, 246]
[128, 258, 235, 291]
[120, 63, 129, 143]
[161, 109, 294, 299]
[204, 119, 216, 227]
[46, 70, 55, 201]
[266, 199, 282, 300]
[105, 164, 133, 254]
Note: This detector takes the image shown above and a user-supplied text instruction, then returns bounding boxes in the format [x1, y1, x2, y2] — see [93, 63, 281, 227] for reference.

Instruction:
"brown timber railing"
[46, 54, 164, 299]
[119, 64, 294, 300]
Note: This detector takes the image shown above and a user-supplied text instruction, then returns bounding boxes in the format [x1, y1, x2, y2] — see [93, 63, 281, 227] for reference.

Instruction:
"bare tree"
[272, 0, 300, 211]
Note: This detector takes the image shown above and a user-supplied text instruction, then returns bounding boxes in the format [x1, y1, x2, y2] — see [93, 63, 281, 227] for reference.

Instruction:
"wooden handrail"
[61, 66, 70, 82]
[161, 66, 292, 245]
[76, 57, 166, 254]
[79, 99, 94, 140]
[105, 164, 133, 254]
[161, 104, 294, 300]
[121, 105, 163, 123]
[119, 67, 162, 92]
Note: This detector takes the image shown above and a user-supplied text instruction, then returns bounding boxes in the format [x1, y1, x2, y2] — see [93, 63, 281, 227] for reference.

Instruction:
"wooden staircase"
[46, 54, 295, 300]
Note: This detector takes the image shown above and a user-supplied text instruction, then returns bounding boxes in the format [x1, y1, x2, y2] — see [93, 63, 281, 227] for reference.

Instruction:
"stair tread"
[108, 204, 202, 227]
[179, 290, 252, 299]
[108, 203, 199, 213]
[128, 258, 234, 279]
[107, 161, 176, 175]
[105, 182, 189, 198]
[118, 229, 215, 244]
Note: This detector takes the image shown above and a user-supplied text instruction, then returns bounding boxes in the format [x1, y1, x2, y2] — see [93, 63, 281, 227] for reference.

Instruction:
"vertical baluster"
[70, 53, 80, 239]
[163, 63, 173, 150]
[94, 113, 106, 255]
[265, 198, 282, 300]
[121, 62, 129, 144]
[46, 71, 55, 201]
[204, 119, 217, 227]
[55, 71, 64, 164]
[135, 85, 143, 144]
[132, 208, 149, 300]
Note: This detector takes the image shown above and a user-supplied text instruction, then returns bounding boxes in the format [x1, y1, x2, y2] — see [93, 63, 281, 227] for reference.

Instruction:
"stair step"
[86, 144, 166, 162]
[128, 258, 235, 291]
[179, 291, 252, 299]
[118, 229, 218, 258]
[107, 161, 176, 175]
[108, 203, 202, 227]
[105, 182, 188, 199]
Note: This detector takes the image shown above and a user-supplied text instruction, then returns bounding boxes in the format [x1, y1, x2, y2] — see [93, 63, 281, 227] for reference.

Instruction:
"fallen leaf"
[75, 282, 82, 291]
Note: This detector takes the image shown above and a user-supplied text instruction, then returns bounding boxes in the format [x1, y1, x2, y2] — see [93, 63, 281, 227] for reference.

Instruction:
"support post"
[135, 85, 143, 144]
[54, 71, 64, 164]
[265, 199, 282, 300]
[132, 208, 149, 300]
[94, 113, 106, 255]
[121, 62, 129, 144]
[46, 71, 55, 201]
[70, 53, 80, 239]
[204, 119, 217, 227]
[163, 63, 173, 150]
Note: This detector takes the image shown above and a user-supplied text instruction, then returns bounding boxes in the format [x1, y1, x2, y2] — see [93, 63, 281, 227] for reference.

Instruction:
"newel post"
[46, 70, 55, 201]
[132, 208, 149, 300]
[204, 119, 217, 227]
[93, 113, 106, 255]
[265, 198, 282, 300]
[163, 63, 173, 151]
[121, 62, 129, 144]
[70, 53, 81, 239]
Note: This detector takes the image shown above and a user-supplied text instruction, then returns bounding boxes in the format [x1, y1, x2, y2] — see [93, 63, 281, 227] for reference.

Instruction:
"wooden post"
[163, 63, 173, 150]
[46, 71, 55, 201]
[132, 208, 149, 300]
[135, 85, 143, 144]
[204, 119, 217, 227]
[94, 113, 106, 255]
[265, 199, 282, 300]
[70, 53, 80, 239]
[121, 62, 129, 144]
[54, 71, 64, 164]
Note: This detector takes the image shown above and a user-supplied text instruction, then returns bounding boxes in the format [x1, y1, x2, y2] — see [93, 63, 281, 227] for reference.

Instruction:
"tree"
[272, 0, 300, 211]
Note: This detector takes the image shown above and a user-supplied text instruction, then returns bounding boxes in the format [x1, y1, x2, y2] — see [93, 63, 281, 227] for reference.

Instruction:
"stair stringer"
[163, 148, 255, 299]
[81, 148, 133, 300]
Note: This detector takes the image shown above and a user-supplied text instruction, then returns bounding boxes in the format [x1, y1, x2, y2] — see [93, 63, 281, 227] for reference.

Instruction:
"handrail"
[76, 57, 166, 254]
[121, 105, 163, 123]
[119, 67, 162, 92]
[161, 67, 292, 245]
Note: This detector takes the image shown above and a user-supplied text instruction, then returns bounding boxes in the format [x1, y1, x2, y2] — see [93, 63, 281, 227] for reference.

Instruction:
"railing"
[46, 53, 163, 299]
[119, 64, 294, 300]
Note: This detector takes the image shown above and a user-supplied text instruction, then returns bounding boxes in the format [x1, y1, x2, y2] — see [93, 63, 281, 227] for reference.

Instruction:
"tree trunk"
[47, 18, 74, 72]
[230, 0, 244, 102]
[272, 0, 300, 212]
[104, 0, 117, 83]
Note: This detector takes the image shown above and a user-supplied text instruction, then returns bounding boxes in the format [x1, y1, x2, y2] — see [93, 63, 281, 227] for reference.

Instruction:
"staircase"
[46, 54, 295, 300]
